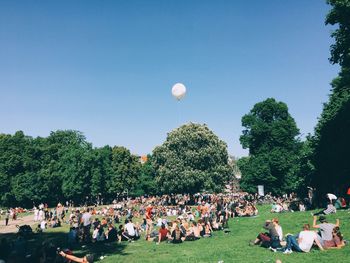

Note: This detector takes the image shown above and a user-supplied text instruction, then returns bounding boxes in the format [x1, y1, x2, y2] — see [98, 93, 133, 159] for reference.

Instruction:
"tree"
[326, 0, 350, 68]
[152, 123, 232, 194]
[239, 98, 303, 195]
[105, 146, 140, 196]
[90, 146, 112, 199]
[132, 155, 158, 196]
[0, 129, 144, 207]
[308, 0, 350, 200]
[11, 171, 50, 207]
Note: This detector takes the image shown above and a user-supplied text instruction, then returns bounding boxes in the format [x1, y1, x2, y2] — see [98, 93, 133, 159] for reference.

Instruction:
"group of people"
[252, 214, 346, 254]
[33, 203, 68, 232]
[0, 208, 22, 226]
[64, 194, 235, 247]
[1, 191, 348, 262]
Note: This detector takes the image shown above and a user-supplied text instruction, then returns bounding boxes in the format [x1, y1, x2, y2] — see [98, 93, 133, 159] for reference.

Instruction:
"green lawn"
[4, 205, 350, 263]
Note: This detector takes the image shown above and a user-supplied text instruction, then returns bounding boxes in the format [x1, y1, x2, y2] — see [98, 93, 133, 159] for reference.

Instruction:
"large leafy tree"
[308, 0, 350, 200]
[238, 98, 303, 195]
[45, 130, 93, 203]
[152, 123, 232, 194]
[105, 146, 140, 196]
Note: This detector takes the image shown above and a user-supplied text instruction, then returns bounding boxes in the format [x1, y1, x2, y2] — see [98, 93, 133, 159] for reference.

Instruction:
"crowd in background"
[0, 191, 349, 262]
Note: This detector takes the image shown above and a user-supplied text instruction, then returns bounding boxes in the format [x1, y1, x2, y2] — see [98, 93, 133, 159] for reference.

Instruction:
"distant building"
[140, 155, 148, 164]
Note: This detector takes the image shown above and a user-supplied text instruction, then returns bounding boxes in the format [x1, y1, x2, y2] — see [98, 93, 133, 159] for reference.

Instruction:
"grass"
[2, 205, 350, 263]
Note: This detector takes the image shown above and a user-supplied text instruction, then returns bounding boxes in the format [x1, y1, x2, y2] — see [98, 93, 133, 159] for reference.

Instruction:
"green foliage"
[90, 146, 112, 197]
[152, 123, 232, 194]
[326, 0, 350, 68]
[132, 156, 158, 196]
[106, 146, 141, 196]
[308, 0, 350, 200]
[0, 130, 145, 207]
[11, 172, 50, 205]
[239, 98, 303, 195]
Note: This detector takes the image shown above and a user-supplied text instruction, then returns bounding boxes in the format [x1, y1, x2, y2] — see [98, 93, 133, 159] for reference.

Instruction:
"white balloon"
[171, 83, 186, 100]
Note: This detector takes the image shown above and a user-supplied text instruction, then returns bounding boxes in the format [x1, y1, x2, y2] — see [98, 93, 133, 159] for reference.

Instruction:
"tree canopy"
[307, 0, 350, 200]
[0, 130, 143, 207]
[238, 98, 303, 195]
[152, 123, 232, 194]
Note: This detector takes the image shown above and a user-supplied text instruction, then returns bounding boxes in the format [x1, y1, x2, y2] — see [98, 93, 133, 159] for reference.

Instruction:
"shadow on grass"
[0, 229, 128, 262]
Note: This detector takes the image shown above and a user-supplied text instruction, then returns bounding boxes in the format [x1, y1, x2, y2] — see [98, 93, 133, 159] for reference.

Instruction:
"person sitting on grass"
[151, 224, 170, 244]
[324, 226, 346, 249]
[185, 222, 200, 241]
[105, 223, 118, 242]
[312, 215, 340, 247]
[122, 219, 136, 242]
[117, 225, 128, 242]
[335, 197, 347, 210]
[170, 224, 185, 244]
[273, 218, 283, 242]
[203, 221, 213, 237]
[282, 224, 324, 254]
[92, 224, 105, 242]
[51, 217, 61, 228]
[252, 220, 281, 249]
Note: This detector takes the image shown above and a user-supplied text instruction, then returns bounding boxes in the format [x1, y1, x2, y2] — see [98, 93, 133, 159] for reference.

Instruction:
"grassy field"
[3, 205, 350, 263]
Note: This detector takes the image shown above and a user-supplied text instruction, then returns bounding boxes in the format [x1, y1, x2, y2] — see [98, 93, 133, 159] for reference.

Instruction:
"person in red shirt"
[156, 224, 169, 244]
[145, 205, 153, 220]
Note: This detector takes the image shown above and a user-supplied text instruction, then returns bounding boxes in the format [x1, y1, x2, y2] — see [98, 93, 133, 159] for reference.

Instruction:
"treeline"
[0, 124, 234, 208]
[0, 130, 157, 207]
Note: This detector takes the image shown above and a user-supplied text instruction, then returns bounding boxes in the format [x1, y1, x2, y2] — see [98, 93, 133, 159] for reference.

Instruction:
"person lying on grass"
[59, 250, 94, 263]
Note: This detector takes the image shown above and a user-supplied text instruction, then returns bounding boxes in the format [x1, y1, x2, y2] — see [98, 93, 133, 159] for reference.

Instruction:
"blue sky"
[0, 0, 339, 157]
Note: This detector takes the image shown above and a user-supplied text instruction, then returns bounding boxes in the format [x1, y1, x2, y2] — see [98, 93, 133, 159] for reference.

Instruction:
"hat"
[319, 215, 326, 223]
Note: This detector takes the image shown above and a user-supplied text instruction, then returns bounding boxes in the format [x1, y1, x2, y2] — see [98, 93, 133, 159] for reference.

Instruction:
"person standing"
[34, 206, 39, 221]
[81, 208, 92, 242]
[5, 210, 10, 226]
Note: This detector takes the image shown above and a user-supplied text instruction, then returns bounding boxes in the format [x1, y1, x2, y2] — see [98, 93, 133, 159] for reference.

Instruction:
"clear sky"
[0, 0, 339, 157]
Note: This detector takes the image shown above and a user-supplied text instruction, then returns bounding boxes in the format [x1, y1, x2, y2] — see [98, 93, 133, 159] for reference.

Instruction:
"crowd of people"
[64, 193, 244, 247]
[0, 192, 348, 262]
[0, 208, 27, 226]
